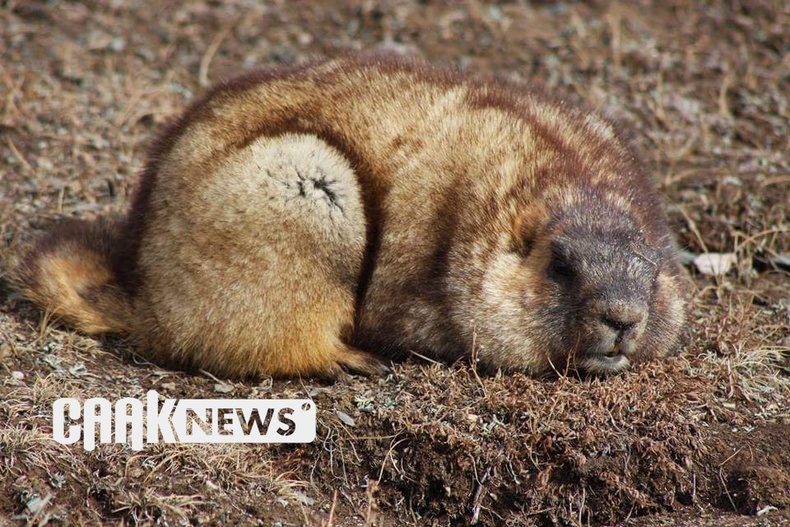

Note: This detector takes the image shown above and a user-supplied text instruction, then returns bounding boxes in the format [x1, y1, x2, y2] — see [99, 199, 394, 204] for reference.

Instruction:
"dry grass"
[1, 0, 789, 526]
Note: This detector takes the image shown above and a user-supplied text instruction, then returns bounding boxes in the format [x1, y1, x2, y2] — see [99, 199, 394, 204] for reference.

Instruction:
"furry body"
[12, 56, 687, 378]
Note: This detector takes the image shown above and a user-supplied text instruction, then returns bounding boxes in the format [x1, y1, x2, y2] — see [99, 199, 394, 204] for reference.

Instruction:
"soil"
[1, 1, 788, 526]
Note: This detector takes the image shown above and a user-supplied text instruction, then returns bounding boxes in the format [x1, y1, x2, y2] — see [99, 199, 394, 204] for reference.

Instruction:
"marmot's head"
[527, 207, 679, 374]
[461, 187, 686, 376]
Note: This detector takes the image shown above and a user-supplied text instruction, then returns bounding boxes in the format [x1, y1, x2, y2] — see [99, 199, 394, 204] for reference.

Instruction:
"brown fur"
[10, 55, 687, 379]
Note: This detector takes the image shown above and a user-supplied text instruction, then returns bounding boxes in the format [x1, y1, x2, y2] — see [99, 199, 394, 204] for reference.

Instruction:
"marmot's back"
[11, 56, 686, 378]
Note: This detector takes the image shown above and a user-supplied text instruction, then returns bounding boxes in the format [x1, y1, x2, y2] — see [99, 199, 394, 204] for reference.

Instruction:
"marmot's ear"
[509, 207, 543, 257]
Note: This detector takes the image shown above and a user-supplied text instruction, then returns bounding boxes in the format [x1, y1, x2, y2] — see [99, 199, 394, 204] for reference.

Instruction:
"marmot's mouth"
[577, 353, 631, 375]
[579, 331, 639, 372]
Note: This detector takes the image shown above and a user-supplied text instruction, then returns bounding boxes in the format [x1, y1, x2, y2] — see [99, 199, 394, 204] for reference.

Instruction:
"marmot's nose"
[599, 303, 647, 335]
[602, 315, 636, 333]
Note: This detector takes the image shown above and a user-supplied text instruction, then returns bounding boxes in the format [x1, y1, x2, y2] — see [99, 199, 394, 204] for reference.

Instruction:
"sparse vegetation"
[1, 1, 788, 525]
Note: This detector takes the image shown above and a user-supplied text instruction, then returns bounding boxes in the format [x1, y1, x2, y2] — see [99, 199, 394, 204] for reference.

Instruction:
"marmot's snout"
[599, 300, 648, 355]
[552, 226, 659, 374]
[579, 296, 650, 373]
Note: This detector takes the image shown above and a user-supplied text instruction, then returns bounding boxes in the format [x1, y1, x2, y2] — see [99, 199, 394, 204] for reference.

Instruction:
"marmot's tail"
[9, 218, 133, 334]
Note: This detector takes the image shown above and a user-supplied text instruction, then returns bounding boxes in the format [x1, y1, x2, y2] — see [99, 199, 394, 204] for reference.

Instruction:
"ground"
[0, 0, 788, 526]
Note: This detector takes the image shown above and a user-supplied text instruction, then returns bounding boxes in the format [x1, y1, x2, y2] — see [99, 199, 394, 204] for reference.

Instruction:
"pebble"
[694, 252, 737, 276]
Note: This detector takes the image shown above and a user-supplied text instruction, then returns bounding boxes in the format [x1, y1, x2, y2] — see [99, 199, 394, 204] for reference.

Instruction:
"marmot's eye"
[550, 255, 574, 279]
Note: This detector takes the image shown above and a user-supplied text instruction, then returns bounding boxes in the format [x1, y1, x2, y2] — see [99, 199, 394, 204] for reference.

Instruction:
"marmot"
[10, 55, 687, 379]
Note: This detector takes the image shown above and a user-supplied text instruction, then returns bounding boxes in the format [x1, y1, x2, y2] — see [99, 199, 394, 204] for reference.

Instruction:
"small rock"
[214, 383, 234, 394]
[11, 371, 24, 380]
[694, 252, 737, 276]
[721, 175, 743, 187]
[26, 494, 51, 513]
[291, 491, 314, 506]
[336, 410, 355, 427]
[109, 37, 127, 52]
